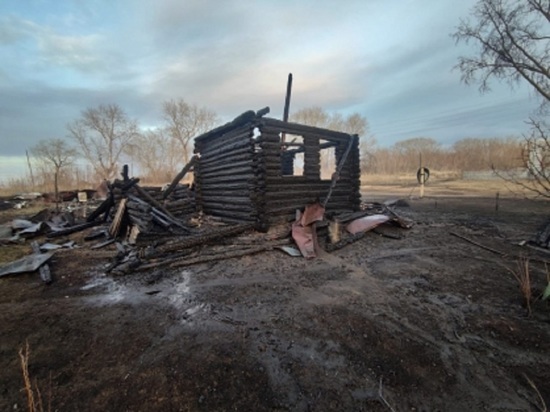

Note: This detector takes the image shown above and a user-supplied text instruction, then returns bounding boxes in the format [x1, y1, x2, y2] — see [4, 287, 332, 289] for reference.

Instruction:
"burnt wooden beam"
[195, 109, 268, 146]
[109, 198, 127, 238]
[201, 208, 256, 221]
[86, 194, 114, 222]
[260, 120, 352, 141]
[157, 223, 254, 255]
[168, 241, 288, 269]
[199, 150, 253, 167]
[134, 185, 178, 222]
[163, 155, 197, 200]
[47, 221, 101, 238]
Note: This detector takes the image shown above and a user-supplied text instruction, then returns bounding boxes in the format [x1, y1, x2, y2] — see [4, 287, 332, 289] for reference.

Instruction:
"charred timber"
[196, 182, 256, 191]
[199, 159, 255, 175]
[198, 139, 253, 161]
[47, 221, 101, 238]
[168, 241, 288, 269]
[199, 150, 254, 168]
[201, 208, 256, 221]
[194, 107, 268, 147]
[260, 120, 353, 141]
[201, 201, 255, 213]
[157, 223, 254, 254]
[162, 155, 197, 200]
[197, 175, 256, 185]
[134, 185, 179, 223]
[194, 111, 259, 147]
[199, 131, 253, 155]
[87, 195, 114, 222]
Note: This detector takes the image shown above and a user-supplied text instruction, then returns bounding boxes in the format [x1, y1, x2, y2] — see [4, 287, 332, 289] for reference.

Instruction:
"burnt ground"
[0, 194, 549, 411]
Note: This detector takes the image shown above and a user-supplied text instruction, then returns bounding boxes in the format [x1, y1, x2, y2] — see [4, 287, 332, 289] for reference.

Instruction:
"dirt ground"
[0, 187, 549, 411]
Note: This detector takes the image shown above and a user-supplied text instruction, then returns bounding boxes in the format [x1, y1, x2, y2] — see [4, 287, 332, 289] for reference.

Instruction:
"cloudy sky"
[0, 0, 541, 182]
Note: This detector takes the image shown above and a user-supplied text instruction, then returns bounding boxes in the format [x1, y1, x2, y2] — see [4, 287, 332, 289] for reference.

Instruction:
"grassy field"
[362, 173, 539, 198]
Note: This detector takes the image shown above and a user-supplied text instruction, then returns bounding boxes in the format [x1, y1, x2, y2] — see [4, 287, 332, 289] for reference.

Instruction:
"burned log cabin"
[193, 108, 361, 229]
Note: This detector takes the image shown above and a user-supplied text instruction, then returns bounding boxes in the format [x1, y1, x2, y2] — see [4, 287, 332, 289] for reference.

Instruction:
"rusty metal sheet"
[292, 203, 326, 259]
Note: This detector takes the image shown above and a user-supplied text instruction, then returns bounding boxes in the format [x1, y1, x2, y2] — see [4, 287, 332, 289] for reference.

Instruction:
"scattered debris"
[346, 214, 390, 235]
[0, 252, 53, 278]
[277, 245, 302, 257]
[31, 241, 52, 284]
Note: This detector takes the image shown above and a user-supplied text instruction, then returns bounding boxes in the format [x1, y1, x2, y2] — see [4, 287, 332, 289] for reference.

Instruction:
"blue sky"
[0, 0, 541, 182]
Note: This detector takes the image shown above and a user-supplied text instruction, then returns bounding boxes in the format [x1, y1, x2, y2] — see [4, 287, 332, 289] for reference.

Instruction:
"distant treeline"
[362, 136, 522, 175]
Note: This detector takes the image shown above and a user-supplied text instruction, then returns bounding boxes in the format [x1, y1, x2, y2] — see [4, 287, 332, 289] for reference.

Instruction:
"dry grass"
[362, 173, 537, 198]
[0, 244, 30, 265]
[506, 258, 532, 316]
[18, 342, 51, 412]
[523, 373, 547, 412]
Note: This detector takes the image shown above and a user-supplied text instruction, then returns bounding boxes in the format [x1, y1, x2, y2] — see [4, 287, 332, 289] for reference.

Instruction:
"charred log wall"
[194, 112, 361, 228]
[194, 124, 258, 224]
[258, 118, 361, 224]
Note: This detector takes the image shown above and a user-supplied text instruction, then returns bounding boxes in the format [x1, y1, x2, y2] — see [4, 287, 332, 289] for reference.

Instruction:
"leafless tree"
[126, 129, 181, 182]
[31, 138, 77, 209]
[290, 106, 371, 137]
[453, 136, 522, 170]
[290, 107, 375, 172]
[67, 104, 138, 180]
[162, 99, 217, 165]
[454, 0, 550, 102]
[496, 117, 550, 195]
[454, 0, 550, 195]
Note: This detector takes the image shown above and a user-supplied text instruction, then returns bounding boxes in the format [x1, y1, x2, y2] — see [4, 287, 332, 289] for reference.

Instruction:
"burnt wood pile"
[194, 107, 361, 230]
[87, 167, 196, 243]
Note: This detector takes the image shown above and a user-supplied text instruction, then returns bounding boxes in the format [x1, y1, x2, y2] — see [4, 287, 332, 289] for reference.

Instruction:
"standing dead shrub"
[506, 258, 532, 316]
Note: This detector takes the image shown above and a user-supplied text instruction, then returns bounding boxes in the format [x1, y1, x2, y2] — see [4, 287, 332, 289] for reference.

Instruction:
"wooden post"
[419, 152, 424, 199]
[283, 73, 293, 123]
[122, 164, 129, 182]
[495, 192, 500, 213]
[281, 73, 293, 145]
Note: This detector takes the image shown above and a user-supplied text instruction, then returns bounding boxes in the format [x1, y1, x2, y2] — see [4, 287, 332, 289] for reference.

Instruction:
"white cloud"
[37, 31, 103, 71]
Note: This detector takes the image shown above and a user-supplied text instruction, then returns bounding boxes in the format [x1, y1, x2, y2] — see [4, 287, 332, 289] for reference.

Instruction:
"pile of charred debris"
[1, 107, 418, 283]
[0, 165, 414, 283]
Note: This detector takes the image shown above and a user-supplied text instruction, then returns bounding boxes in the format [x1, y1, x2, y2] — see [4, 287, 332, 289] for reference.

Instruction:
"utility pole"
[26, 150, 35, 190]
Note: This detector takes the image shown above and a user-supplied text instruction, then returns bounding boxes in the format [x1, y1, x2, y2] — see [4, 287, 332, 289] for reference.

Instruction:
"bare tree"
[454, 0, 550, 195]
[454, 0, 550, 103]
[290, 107, 375, 172]
[126, 129, 181, 182]
[453, 136, 521, 170]
[31, 138, 77, 209]
[290, 106, 331, 128]
[67, 104, 138, 180]
[290, 106, 371, 136]
[162, 99, 217, 165]
[496, 118, 550, 195]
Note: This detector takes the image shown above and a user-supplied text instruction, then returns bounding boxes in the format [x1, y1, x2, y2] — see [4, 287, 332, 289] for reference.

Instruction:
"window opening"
[319, 139, 337, 180]
[281, 134, 304, 176]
